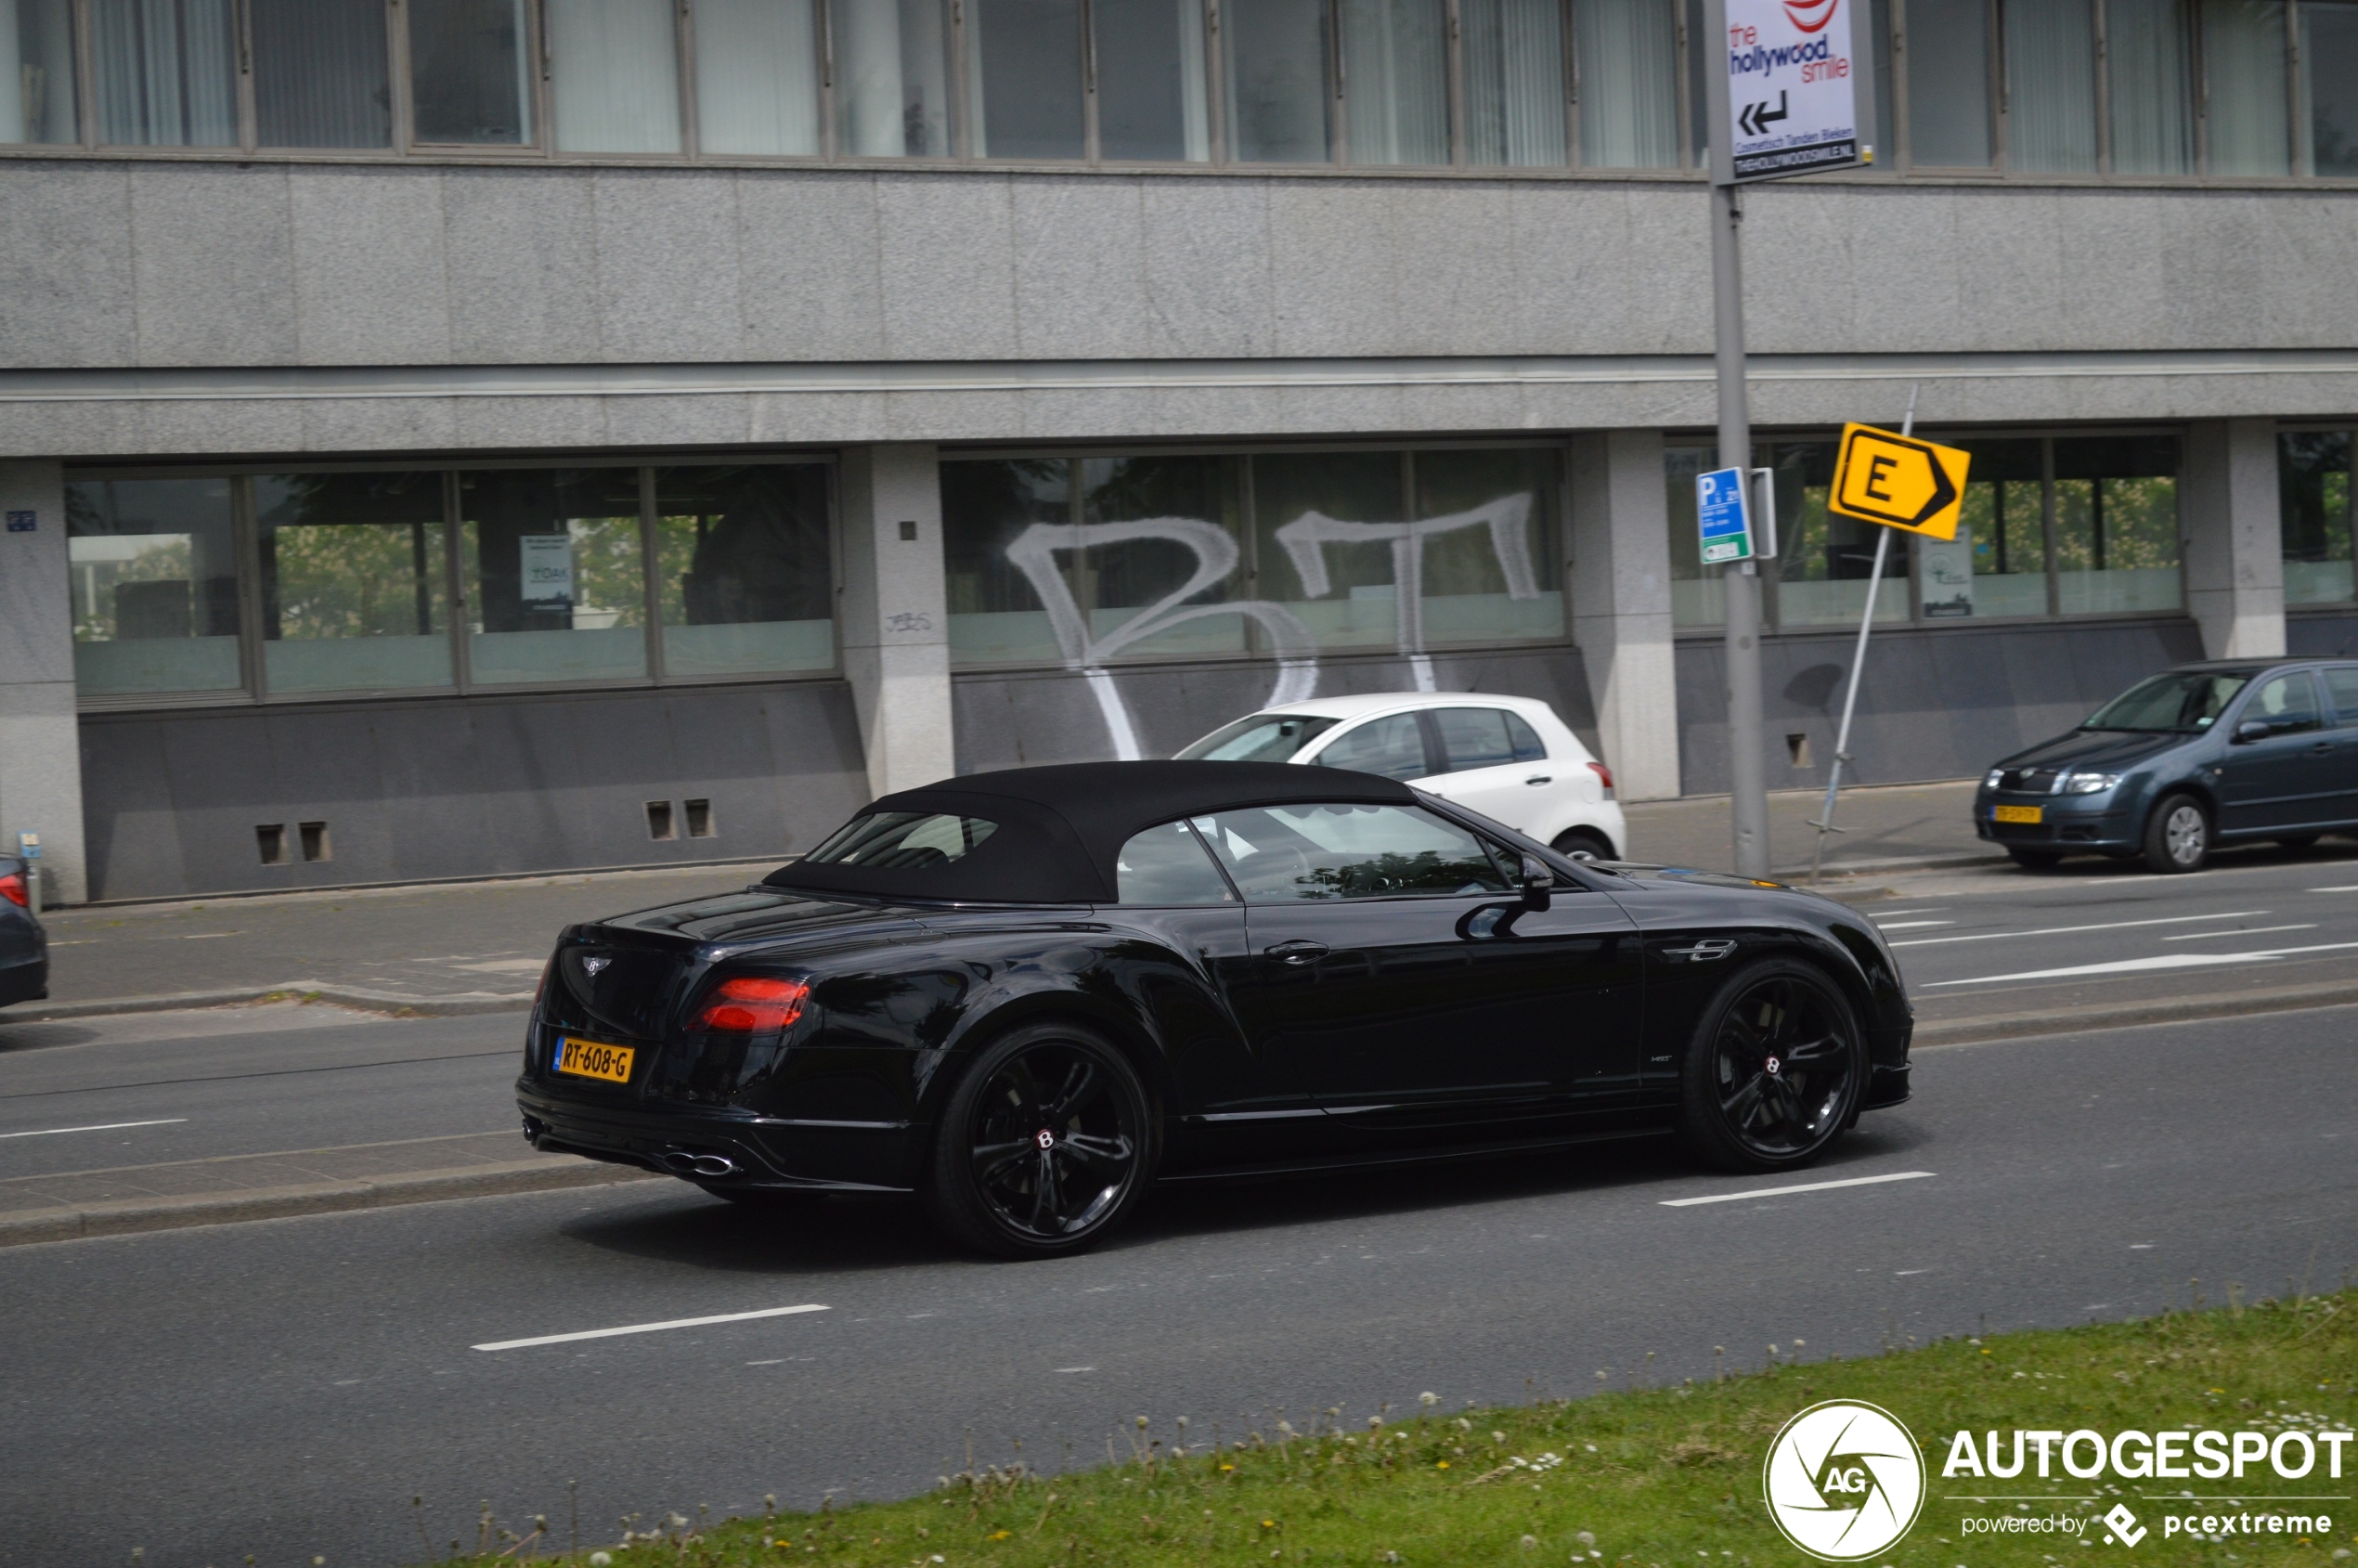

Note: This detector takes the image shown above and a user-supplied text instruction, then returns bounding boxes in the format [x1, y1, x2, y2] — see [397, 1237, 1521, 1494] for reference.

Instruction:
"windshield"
[1173, 713, 1341, 763]
[2081, 671, 2251, 733]
[803, 811, 997, 870]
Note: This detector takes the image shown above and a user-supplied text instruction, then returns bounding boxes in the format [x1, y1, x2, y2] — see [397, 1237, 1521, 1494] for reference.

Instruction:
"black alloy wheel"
[2142, 792, 2210, 874]
[926, 1021, 1152, 1258]
[1678, 960, 1864, 1173]
[2006, 847, 2064, 870]
[1551, 828, 1615, 862]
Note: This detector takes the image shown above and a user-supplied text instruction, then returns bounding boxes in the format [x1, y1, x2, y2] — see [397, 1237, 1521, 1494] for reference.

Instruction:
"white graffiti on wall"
[1005, 495, 1542, 760]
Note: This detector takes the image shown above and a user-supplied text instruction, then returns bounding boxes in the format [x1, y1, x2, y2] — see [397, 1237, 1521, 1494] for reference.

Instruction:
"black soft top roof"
[762, 760, 1415, 903]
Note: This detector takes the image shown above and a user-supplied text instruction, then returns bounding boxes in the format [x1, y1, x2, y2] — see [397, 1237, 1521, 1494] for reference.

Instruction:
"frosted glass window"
[67, 478, 244, 697]
[693, 0, 820, 156]
[832, 0, 951, 155]
[93, 0, 237, 147]
[1576, 0, 1680, 168]
[1095, 0, 1211, 160]
[0, 0, 77, 144]
[410, 0, 533, 144]
[1226, 0, 1332, 162]
[2200, 0, 2288, 174]
[1341, 0, 1449, 165]
[2299, 1, 2358, 175]
[252, 0, 392, 149]
[550, 0, 681, 153]
[460, 470, 649, 686]
[965, 0, 1084, 159]
[2279, 432, 2352, 606]
[654, 465, 836, 677]
[1906, 0, 1993, 163]
[2003, 0, 2095, 172]
[1462, 0, 1568, 167]
[257, 473, 453, 695]
[2106, 0, 2194, 173]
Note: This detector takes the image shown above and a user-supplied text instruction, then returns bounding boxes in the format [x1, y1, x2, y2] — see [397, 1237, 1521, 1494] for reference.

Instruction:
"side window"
[2325, 667, 2358, 728]
[1433, 706, 1518, 772]
[1115, 820, 1235, 906]
[1504, 712, 1548, 761]
[1198, 803, 1511, 901]
[1312, 714, 1431, 781]
[2247, 673, 2323, 734]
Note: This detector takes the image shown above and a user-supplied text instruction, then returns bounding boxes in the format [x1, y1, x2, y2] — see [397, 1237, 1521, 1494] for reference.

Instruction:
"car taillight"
[533, 957, 553, 1005]
[0, 874, 25, 908]
[696, 976, 810, 1032]
[1587, 760, 1615, 794]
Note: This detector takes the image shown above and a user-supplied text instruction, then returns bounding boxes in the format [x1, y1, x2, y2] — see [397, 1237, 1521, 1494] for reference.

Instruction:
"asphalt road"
[2, 1006, 2352, 1568]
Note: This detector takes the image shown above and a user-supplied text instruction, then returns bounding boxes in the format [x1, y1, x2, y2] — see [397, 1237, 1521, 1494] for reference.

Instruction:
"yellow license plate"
[1993, 804, 2043, 824]
[554, 1036, 635, 1084]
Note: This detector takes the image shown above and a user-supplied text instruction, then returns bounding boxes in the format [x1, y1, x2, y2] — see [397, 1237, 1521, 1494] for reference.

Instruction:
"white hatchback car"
[1173, 693, 1628, 861]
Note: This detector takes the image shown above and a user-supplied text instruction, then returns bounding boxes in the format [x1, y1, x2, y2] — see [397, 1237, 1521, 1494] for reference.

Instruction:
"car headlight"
[2062, 771, 2119, 795]
[1984, 769, 2005, 789]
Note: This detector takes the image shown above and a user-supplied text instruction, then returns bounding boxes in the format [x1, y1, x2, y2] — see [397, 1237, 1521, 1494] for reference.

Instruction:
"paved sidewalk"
[0, 1129, 657, 1247]
[1621, 779, 1995, 878]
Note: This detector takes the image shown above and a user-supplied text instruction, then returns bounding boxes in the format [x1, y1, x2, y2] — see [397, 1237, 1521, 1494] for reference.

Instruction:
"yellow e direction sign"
[1831, 424, 1973, 540]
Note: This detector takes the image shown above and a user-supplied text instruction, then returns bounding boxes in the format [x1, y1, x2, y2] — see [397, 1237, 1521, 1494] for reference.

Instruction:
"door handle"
[1262, 940, 1328, 965]
[1524, 775, 1552, 785]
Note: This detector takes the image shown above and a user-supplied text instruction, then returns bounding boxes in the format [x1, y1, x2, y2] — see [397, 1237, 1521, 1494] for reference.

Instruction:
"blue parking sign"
[1696, 467, 1753, 564]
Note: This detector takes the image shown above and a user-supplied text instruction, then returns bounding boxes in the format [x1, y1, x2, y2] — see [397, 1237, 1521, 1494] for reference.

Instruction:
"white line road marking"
[2311, 886, 2358, 893]
[0, 1118, 187, 1140]
[1872, 921, 1953, 930]
[1927, 940, 2358, 986]
[1871, 908, 1946, 917]
[2160, 924, 2317, 940]
[1659, 1171, 1936, 1207]
[473, 1303, 828, 1352]
[1889, 912, 2269, 948]
[1056, 1366, 1096, 1373]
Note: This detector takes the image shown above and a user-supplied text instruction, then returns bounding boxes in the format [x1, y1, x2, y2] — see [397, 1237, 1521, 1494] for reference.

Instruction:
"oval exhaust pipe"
[657, 1149, 741, 1178]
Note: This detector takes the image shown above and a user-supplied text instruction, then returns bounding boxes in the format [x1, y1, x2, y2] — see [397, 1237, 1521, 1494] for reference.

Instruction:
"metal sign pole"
[1807, 384, 1920, 885]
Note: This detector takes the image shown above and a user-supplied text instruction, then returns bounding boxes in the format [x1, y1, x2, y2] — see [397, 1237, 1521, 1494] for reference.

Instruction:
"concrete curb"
[0, 1157, 660, 1249]
[1912, 980, 2358, 1048]
[12, 983, 535, 1022]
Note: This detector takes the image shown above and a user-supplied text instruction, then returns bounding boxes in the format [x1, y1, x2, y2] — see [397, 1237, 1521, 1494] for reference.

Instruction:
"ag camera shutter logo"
[1763, 1400, 1926, 1561]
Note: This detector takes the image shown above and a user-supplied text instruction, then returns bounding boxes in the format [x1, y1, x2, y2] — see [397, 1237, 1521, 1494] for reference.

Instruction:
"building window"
[652, 464, 835, 676]
[2107, 0, 2196, 173]
[832, 0, 952, 156]
[2301, 1, 2358, 175]
[66, 477, 244, 697]
[549, 0, 683, 153]
[1943, 438, 2049, 617]
[1460, 0, 1569, 167]
[943, 447, 1562, 670]
[2, 0, 77, 145]
[1577, 0, 1681, 167]
[93, 0, 239, 147]
[693, 0, 822, 156]
[1095, 0, 1212, 161]
[1225, 0, 1332, 162]
[965, 0, 1087, 160]
[257, 472, 453, 694]
[253, 0, 395, 149]
[1762, 442, 1913, 628]
[2052, 435, 2182, 613]
[2200, 0, 2290, 174]
[2003, 0, 2098, 173]
[460, 470, 650, 685]
[1340, 0, 1451, 166]
[2279, 431, 2352, 606]
[1907, 0, 1996, 165]
[409, 0, 535, 145]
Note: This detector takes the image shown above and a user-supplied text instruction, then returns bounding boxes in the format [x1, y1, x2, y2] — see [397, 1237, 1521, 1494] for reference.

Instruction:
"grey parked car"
[0, 855, 47, 1006]
[1976, 659, 2358, 873]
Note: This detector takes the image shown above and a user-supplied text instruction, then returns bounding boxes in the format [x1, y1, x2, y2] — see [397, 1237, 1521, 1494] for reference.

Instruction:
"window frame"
[2279, 422, 2357, 611]
[62, 453, 839, 712]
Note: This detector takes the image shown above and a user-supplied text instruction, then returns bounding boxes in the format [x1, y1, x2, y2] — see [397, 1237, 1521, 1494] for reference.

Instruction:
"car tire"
[2006, 848, 2064, 870]
[1551, 828, 1616, 862]
[1676, 959, 1865, 1174]
[2142, 793, 2211, 875]
[925, 1019, 1154, 1260]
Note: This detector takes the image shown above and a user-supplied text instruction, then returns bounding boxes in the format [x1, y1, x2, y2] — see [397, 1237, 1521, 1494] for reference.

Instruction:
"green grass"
[431, 1290, 2355, 1567]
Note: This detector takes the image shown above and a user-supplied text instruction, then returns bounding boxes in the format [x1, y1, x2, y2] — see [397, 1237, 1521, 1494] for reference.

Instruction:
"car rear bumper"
[515, 1082, 919, 1193]
[0, 952, 48, 1007]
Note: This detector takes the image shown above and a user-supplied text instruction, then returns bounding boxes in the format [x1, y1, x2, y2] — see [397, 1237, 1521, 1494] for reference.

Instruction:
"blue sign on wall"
[4, 511, 33, 533]
[1696, 468, 1753, 564]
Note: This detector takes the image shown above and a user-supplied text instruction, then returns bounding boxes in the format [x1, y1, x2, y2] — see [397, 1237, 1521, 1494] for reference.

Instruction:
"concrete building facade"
[4, 0, 2355, 901]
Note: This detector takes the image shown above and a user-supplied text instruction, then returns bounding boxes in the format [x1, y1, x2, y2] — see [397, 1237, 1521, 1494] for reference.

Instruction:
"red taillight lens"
[696, 976, 810, 1032]
[534, 957, 553, 1005]
[1587, 760, 1615, 794]
[0, 874, 25, 908]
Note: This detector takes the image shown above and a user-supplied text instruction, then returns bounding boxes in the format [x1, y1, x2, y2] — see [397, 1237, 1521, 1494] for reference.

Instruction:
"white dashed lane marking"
[0, 1119, 187, 1140]
[1927, 940, 2358, 986]
[1660, 1172, 1936, 1208]
[1888, 912, 2270, 948]
[473, 1303, 828, 1353]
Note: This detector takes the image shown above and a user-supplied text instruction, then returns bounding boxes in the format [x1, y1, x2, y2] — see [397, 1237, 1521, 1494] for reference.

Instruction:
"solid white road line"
[1660, 1172, 1936, 1207]
[1889, 912, 2269, 948]
[473, 1303, 828, 1352]
[1870, 909, 1946, 918]
[2160, 924, 2317, 940]
[1926, 940, 2358, 987]
[1872, 921, 1953, 930]
[2312, 886, 2358, 893]
[0, 1119, 188, 1140]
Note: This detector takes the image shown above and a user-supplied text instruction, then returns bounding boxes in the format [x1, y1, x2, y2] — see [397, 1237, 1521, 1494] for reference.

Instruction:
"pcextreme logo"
[1763, 1400, 1927, 1561]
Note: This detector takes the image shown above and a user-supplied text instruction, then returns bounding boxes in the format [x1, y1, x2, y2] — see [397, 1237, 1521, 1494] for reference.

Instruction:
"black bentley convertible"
[518, 761, 1912, 1257]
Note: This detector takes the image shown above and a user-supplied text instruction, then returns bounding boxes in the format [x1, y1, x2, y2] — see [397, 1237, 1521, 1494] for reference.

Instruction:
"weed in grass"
[414, 1290, 2354, 1568]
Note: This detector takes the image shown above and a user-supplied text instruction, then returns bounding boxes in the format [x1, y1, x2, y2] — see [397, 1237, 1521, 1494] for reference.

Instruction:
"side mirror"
[2234, 719, 2273, 744]
[1519, 854, 1555, 911]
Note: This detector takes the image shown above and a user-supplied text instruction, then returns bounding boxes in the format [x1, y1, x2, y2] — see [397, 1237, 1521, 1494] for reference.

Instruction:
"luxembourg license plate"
[554, 1036, 635, 1084]
[1992, 804, 2043, 824]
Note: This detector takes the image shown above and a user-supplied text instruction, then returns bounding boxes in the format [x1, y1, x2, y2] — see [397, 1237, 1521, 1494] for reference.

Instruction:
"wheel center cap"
[1034, 1128, 1056, 1150]
[1765, 1056, 1782, 1076]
